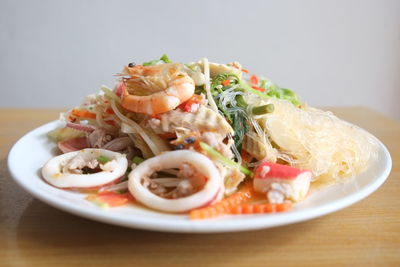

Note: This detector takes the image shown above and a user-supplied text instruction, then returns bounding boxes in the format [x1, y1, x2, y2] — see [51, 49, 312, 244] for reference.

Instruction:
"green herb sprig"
[143, 54, 171, 66]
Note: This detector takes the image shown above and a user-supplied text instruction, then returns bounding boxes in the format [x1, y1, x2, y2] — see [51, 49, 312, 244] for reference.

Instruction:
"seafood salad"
[42, 54, 377, 219]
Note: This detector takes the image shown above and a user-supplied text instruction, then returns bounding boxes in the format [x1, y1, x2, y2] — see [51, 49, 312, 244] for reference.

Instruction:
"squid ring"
[42, 149, 128, 188]
[128, 150, 222, 213]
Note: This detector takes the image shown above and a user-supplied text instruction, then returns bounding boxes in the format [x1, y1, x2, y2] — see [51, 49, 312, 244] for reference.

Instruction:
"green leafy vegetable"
[259, 79, 301, 106]
[230, 110, 250, 150]
[198, 69, 300, 159]
[239, 80, 270, 100]
[241, 79, 301, 107]
[143, 54, 171, 66]
[209, 73, 250, 150]
[210, 73, 240, 95]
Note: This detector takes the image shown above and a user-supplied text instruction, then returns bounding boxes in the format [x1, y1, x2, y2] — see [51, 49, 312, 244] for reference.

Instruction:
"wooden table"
[1, 107, 399, 266]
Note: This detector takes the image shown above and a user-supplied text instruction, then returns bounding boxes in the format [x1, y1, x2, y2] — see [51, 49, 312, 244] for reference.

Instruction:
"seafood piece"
[128, 150, 223, 213]
[42, 149, 128, 188]
[186, 68, 205, 86]
[102, 136, 133, 152]
[123, 63, 184, 91]
[219, 164, 246, 195]
[121, 63, 195, 115]
[253, 161, 312, 203]
[242, 132, 277, 162]
[242, 134, 266, 160]
[88, 128, 111, 148]
[201, 131, 234, 159]
[147, 105, 234, 158]
[150, 106, 233, 136]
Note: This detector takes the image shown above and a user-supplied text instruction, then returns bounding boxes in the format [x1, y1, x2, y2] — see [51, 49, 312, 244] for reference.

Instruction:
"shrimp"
[128, 150, 224, 213]
[120, 63, 195, 115]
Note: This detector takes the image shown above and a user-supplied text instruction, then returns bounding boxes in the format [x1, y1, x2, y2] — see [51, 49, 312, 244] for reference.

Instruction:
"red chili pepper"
[240, 149, 253, 163]
[232, 62, 240, 69]
[178, 94, 202, 112]
[250, 75, 259, 86]
[114, 82, 125, 97]
[231, 62, 249, 73]
[159, 132, 177, 139]
[105, 120, 116, 126]
[105, 107, 114, 114]
[251, 86, 266, 92]
[150, 114, 161, 119]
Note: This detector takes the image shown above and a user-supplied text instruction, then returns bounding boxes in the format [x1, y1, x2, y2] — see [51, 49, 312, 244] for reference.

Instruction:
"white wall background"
[1, 0, 399, 120]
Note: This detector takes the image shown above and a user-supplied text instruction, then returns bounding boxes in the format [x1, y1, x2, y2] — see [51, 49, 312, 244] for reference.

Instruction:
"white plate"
[7, 121, 392, 233]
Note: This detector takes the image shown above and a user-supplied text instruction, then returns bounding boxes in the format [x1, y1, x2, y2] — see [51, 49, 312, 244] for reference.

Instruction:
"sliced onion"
[66, 122, 96, 133]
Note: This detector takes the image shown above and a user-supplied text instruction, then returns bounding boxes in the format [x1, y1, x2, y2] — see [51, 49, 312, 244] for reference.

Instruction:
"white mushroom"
[42, 149, 128, 188]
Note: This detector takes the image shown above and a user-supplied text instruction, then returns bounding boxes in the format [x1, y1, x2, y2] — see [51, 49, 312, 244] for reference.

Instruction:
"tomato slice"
[88, 191, 134, 207]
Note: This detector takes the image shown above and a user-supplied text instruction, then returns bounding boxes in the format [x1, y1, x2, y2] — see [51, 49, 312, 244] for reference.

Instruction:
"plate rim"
[7, 120, 392, 233]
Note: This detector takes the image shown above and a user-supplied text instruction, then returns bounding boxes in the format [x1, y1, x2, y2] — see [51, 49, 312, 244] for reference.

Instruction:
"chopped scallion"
[199, 142, 252, 176]
[132, 156, 145, 164]
[143, 54, 171, 66]
[235, 95, 248, 108]
[160, 54, 171, 63]
[97, 156, 111, 164]
[251, 104, 274, 115]
[142, 59, 160, 66]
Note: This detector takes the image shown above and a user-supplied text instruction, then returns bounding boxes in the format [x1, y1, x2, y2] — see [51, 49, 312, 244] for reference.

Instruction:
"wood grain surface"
[0, 107, 399, 266]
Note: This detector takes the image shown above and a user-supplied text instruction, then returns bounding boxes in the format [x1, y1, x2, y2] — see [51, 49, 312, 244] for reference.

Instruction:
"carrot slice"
[189, 183, 253, 220]
[71, 109, 97, 119]
[221, 79, 231, 86]
[230, 202, 292, 215]
[276, 202, 291, 212]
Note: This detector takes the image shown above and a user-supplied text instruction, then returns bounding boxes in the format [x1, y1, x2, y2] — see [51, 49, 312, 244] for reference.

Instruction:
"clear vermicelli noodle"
[253, 97, 377, 184]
